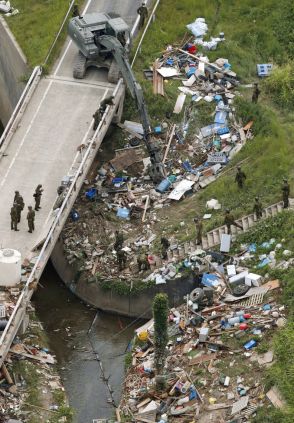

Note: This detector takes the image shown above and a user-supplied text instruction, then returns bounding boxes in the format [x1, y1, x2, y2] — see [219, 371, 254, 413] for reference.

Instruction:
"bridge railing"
[0, 66, 42, 151]
[0, 79, 125, 365]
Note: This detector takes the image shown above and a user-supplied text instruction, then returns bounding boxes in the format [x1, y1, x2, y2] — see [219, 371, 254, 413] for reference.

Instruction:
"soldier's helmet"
[255, 197, 259, 201]
[237, 166, 241, 170]
[226, 208, 230, 212]
[28, 206, 32, 210]
[283, 178, 288, 182]
[15, 190, 19, 195]
[37, 184, 42, 188]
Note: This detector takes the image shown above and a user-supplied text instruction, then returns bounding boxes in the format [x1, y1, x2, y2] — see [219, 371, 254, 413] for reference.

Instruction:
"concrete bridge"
[0, 0, 145, 367]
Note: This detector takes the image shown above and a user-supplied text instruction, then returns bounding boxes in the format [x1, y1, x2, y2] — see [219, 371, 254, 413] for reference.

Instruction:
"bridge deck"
[0, 76, 113, 260]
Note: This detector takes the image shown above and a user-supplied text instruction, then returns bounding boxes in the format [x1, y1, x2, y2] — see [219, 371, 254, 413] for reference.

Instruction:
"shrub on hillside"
[265, 63, 294, 110]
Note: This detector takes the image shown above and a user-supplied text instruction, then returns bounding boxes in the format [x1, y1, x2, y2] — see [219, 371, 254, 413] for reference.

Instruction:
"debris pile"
[0, 305, 65, 421]
[0, 1, 19, 16]
[61, 27, 255, 284]
[119, 241, 287, 422]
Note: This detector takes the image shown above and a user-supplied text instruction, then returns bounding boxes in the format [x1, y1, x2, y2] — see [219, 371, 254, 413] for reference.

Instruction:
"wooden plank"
[189, 352, 218, 366]
[9, 348, 55, 364]
[173, 93, 186, 114]
[142, 195, 150, 222]
[162, 124, 176, 163]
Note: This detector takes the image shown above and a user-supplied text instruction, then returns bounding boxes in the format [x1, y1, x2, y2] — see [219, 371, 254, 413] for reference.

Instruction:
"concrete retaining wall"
[51, 238, 195, 319]
[0, 16, 28, 125]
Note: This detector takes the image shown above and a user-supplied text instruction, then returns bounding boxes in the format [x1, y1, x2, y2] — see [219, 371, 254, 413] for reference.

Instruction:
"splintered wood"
[153, 60, 164, 96]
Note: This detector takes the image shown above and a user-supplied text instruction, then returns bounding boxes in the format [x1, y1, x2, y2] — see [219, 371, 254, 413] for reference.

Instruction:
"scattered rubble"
[0, 304, 66, 421]
[119, 238, 287, 422]
[61, 24, 255, 287]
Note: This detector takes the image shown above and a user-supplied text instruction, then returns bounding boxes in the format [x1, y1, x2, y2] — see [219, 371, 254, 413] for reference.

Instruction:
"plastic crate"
[257, 64, 273, 77]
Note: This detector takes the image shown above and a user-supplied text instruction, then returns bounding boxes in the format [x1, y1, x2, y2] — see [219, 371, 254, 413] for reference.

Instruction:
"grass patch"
[5, 0, 82, 68]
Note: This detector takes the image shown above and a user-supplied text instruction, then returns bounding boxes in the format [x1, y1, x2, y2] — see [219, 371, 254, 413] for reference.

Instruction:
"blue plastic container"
[156, 178, 171, 193]
[116, 207, 130, 219]
[244, 339, 257, 350]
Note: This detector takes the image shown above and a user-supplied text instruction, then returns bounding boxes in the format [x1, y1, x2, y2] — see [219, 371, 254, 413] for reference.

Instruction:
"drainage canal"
[33, 262, 142, 423]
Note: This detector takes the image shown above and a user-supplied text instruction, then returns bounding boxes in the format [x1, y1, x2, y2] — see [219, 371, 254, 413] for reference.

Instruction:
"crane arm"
[98, 34, 152, 141]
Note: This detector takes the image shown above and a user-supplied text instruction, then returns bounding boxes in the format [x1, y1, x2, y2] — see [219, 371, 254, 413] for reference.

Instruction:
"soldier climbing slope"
[27, 206, 35, 233]
[282, 178, 290, 209]
[235, 166, 246, 189]
[193, 217, 203, 245]
[252, 82, 261, 104]
[224, 209, 243, 235]
[253, 197, 263, 219]
[161, 237, 170, 259]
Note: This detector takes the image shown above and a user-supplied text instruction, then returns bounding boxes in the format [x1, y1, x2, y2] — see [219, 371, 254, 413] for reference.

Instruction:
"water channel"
[33, 262, 141, 423]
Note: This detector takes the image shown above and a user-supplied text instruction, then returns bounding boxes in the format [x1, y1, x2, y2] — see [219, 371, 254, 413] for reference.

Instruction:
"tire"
[108, 60, 121, 83]
[130, 137, 141, 147]
[232, 283, 250, 297]
[73, 51, 87, 79]
[190, 288, 205, 303]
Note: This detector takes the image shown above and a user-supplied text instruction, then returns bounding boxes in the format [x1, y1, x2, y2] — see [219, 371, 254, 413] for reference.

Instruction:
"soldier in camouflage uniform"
[137, 2, 148, 28]
[33, 184, 44, 211]
[27, 206, 35, 233]
[253, 197, 263, 219]
[194, 217, 203, 245]
[224, 209, 243, 235]
[114, 230, 124, 251]
[282, 178, 290, 209]
[235, 166, 246, 189]
[161, 237, 170, 259]
[117, 249, 127, 271]
[14, 191, 25, 223]
[10, 203, 19, 231]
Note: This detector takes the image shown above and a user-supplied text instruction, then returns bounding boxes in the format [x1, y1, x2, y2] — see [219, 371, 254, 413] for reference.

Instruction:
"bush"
[265, 63, 294, 110]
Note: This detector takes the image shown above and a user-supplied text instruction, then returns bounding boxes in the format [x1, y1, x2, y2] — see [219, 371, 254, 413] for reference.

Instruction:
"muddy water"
[33, 262, 142, 423]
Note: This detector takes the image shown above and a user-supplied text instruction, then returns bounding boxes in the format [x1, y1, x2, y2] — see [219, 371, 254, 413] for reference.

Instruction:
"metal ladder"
[149, 200, 293, 271]
[201, 200, 288, 249]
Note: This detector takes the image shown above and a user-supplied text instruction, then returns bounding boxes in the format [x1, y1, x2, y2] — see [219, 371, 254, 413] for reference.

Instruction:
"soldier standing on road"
[252, 82, 261, 104]
[193, 217, 203, 245]
[27, 206, 35, 233]
[235, 166, 246, 189]
[253, 197, 263, 219]
[137, 2, 148, 29]
[33, 184, 44, 211]
[224, 209, 243, 235]
[114, 230, 124, 251]
[14, 191, 24, 223]
[161, 236, 170, 259]
[117, 249, 127, 271]
[282, 178, 290, 209]
[10, 204, 19, 231]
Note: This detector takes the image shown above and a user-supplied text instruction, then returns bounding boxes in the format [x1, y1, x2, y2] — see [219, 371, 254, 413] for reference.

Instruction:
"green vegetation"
[153, 293, 168, 375]
[93, 273, 156, 296]
[5, 0, 82, 68]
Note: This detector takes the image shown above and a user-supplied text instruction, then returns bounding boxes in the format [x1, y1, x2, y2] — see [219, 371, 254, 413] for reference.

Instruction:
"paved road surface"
[0, 0, 141, 262]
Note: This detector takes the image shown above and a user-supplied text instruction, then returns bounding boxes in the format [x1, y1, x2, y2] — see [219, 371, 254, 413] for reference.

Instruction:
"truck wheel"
[108, 60, 121, 83]
[190, 288, 204, 303]
[73, 51, 87, 79]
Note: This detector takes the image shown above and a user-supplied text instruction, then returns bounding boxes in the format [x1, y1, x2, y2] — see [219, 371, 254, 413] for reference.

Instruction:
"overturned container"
[0, 248, 21, 287]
